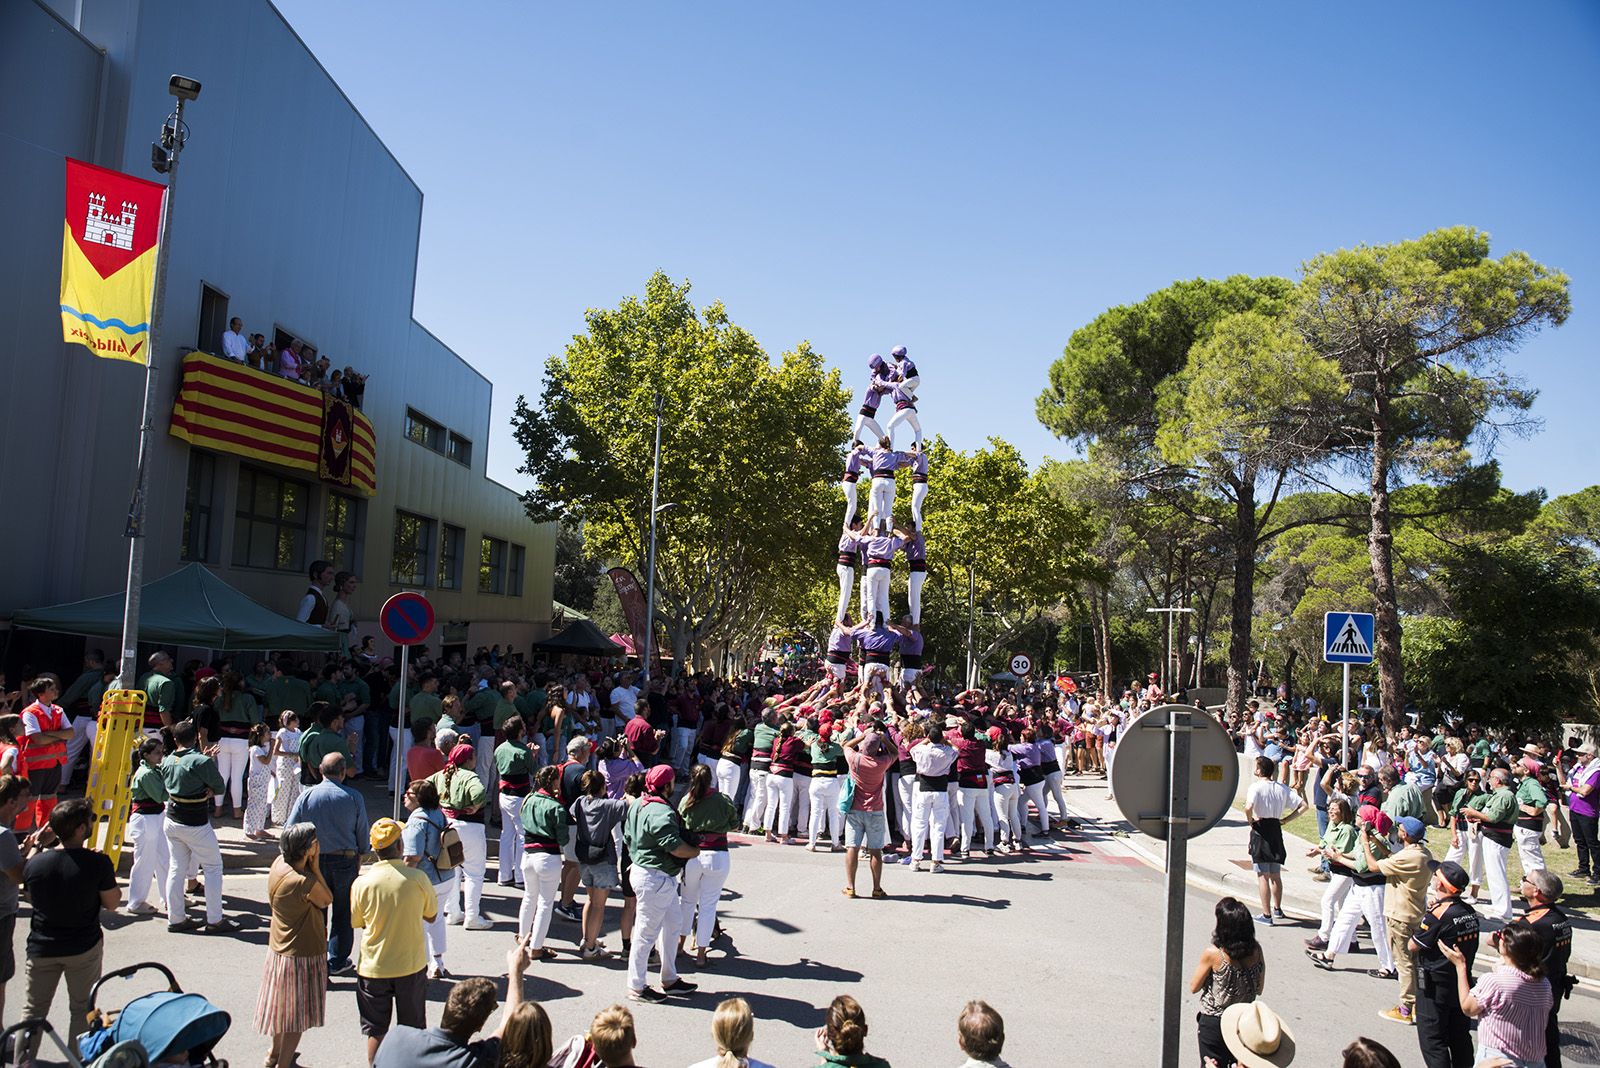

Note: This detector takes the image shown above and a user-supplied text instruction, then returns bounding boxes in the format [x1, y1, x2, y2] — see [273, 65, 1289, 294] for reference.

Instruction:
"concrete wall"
[0, 0, 554, 659]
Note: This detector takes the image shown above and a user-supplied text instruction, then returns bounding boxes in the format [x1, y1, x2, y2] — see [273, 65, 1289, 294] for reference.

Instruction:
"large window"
[447, 432, 472, 467]
[180, 450, 216, 562]
[405, 408, 443, 452]
[479, 536, 507, 594]
[508, 543, 526, 597]
[323, 493, 366, 576]
[233, 466, 308, 571]
[438, 524, 464, 590]
[390, 511, 435, 587]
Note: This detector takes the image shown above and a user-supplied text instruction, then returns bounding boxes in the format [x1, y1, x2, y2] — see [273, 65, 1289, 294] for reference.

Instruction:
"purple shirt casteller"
[844, 445, 871, 476]
[899, 631, 925, 658]
[827, 626, 854, 655]
[864, 533, 905, 564]
[857, 626, 900, 658]
[903, 532, 926, 563]
[869, 446, 912, 478]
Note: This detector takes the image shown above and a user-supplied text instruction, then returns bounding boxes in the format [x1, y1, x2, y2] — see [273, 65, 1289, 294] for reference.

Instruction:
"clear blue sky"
[275, 0, 1600, 498]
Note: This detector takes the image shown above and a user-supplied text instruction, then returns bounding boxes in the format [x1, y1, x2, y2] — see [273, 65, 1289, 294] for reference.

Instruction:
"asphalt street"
[13, 802, 1597, 1068]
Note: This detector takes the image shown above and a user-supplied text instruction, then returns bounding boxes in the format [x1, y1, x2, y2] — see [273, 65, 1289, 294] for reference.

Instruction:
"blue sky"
[275, 0, 1600, 499]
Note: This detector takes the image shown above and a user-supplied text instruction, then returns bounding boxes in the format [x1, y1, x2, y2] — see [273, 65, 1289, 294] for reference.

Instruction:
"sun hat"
[369, 818, 403, 850]
[1220, 1000, 1296, 1067]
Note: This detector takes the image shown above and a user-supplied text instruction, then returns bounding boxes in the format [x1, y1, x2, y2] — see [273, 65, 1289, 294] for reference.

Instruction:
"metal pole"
[1165, 610, 1174, 694]
[965, 561, 976, 689]
[116, 97, 184, 689]
[392, 641, 410, 822]
[1160, 706, 1193, 1068]
[1341, 662, 1351, 768]
[641, 394, 663, 684]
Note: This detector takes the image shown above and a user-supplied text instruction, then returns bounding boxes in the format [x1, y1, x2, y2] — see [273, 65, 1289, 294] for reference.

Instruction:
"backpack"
[429, 812, 464, 870]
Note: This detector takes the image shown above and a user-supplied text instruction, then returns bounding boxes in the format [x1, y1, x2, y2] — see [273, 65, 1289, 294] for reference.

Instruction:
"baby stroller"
[2, 963, 231, 1068]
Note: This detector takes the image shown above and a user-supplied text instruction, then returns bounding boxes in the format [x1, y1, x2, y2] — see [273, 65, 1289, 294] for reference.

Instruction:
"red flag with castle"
[59, 158, 167, 364]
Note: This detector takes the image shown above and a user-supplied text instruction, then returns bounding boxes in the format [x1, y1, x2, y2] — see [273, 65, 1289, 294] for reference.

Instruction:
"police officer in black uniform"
[1409, 860, 1479, 1068]
[1518, 869, 1574, 1068]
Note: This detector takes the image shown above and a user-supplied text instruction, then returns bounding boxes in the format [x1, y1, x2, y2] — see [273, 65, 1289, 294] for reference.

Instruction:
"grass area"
[1234, 800, 1598, 916]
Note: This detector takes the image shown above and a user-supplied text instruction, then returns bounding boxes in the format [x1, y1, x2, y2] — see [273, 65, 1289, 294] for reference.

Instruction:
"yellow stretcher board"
[86, 689, 144, 866]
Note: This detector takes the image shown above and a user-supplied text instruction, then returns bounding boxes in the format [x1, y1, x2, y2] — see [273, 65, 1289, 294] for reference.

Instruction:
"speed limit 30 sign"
[1009, 652, 1033, 676]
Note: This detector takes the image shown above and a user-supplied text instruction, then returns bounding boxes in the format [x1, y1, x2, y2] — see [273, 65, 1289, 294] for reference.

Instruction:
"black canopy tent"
[7, 563, 340, 652]
[531, 619, 626, 658]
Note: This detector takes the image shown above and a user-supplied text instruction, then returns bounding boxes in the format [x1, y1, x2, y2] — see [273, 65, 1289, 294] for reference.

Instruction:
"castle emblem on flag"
[84, 193, 137, 251]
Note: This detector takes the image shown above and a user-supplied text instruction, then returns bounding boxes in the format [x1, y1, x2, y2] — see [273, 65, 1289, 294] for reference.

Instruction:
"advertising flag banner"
[59, 159, 167, 364]
[607, 567, 651, 654]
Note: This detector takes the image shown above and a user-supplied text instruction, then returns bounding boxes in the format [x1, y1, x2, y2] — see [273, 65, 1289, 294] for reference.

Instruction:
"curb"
[1067, 803, 1600, 985]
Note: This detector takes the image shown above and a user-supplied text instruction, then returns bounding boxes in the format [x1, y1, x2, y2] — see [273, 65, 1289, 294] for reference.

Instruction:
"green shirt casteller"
[1516, 776, 1549, 813]
[519, 790, 568, 843]
[159, 748, 225, 801]
[1382, 782, 1424, 822]
[495, 740, 534, 778]
[299, 722, 350, 772]
[429, 766, 486, 812]
[217, 691, 262, 727]
[408, 692, 444, 731]
[139, 672, 179, 718]
[624, 798, 688, 876]
[265, 676, 313, 717]
[129, 762, 168, 804]
[465, 688, 499, 726]
[1477, 786, 1517, 825]
[493, 698, 519, 730]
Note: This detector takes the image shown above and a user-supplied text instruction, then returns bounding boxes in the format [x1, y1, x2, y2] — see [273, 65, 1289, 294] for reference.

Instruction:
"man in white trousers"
[622, 766, 699, 1003]
[1461, 767, 1518, 922]
[909, 719, 957, 872]
[159, 719, 240, 933]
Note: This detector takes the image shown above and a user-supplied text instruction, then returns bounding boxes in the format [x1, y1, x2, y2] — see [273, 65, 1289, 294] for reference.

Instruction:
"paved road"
[9, 812, 1599, 1066]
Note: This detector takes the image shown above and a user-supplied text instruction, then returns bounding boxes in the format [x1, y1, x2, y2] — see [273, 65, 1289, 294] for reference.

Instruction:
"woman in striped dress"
[255, 823, 332, 1068]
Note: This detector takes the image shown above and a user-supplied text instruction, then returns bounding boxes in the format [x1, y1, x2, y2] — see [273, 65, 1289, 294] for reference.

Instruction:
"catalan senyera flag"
[170, 353, 377, 495]
[59, 158, 167, 364]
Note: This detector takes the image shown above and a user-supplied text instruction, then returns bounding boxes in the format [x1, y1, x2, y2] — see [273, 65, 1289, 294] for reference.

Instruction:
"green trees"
[1296, 227, 1570, 727]
[512, 272, 850, 668]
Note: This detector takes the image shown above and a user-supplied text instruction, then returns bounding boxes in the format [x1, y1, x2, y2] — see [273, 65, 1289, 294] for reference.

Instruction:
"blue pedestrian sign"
[1323, 611, 1375, 665]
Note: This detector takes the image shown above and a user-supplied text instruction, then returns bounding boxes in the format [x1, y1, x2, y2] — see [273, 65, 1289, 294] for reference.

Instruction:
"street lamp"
[638, 400, 678, 690]
[1145, 604, 1194, 694]
[117, 74, 200, 689]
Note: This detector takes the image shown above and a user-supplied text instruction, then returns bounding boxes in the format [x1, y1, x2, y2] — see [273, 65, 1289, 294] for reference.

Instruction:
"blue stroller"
[2, 963, 231, 1067]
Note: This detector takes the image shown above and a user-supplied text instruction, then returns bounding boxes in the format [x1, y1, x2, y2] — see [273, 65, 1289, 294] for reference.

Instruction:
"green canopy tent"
[8, 563, 340, 651]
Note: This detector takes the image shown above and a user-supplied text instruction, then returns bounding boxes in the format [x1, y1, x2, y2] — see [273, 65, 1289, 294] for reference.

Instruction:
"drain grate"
[1562, 1019, 1600, 1067]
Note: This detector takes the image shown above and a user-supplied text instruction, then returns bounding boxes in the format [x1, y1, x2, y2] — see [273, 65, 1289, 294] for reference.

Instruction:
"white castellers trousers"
[910, 789, 949, 864]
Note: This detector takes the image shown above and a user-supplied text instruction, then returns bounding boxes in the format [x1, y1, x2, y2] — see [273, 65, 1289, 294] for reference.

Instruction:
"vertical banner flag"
[319, 393, 355, 487]
[59, 159, 167, 364]
[606, 567, 651, 655]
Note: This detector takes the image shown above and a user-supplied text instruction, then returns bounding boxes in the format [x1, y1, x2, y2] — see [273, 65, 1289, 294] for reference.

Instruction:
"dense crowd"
[0, 635, 1590, 1066]
[217, 317, 369, 408]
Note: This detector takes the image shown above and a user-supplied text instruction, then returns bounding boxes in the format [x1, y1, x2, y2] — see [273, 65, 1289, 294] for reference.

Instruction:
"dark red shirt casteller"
[624, 713, 658, 758]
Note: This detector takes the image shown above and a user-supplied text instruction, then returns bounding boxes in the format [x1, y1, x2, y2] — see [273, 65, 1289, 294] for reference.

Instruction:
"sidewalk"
[1059, 767, 1600, 982]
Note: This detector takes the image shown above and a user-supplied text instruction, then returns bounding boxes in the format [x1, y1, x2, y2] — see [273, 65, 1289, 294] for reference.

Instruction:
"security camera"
[151, 142, 172, 174]
[168, 75, 201, 101]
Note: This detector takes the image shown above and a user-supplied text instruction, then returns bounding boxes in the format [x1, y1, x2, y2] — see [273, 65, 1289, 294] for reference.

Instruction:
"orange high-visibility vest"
[19, 701, 67, 772]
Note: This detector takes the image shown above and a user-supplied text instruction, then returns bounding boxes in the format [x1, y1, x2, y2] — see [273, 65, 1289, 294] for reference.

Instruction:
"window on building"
[323, 493, 366, 576]
[180, 450, 216, 561]
[508, 543, 526, 597]
[232, 465, 308, 571]
[390, 511, 435, 587]
[447, 432, 472, 467]
[479, 536, 507, 595]
[405, 408, 444, 452]
[197, 284, 229, 355]
[438, 524, 464, 590]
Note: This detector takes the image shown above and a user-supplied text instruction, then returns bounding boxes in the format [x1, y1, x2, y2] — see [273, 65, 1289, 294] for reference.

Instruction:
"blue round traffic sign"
[380, 592, 434, 646]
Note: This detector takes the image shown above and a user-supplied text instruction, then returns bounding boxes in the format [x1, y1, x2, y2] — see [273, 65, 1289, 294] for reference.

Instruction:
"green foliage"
[1401, 541, 1600, 728]
[511, 272, 851, 663]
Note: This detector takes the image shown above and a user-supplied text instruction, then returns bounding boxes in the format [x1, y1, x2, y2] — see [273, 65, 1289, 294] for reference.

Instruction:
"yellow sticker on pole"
[1200, 764, 1223, 782]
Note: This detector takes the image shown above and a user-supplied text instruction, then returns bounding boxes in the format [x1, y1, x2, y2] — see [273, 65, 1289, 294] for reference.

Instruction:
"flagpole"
[116, 89, 190, 689]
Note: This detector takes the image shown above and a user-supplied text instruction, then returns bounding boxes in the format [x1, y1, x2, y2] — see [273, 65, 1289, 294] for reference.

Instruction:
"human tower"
[825, 346, 928, 693]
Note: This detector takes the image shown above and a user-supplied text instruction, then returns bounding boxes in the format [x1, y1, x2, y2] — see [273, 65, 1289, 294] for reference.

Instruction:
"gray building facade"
[1, 0, 555, 667]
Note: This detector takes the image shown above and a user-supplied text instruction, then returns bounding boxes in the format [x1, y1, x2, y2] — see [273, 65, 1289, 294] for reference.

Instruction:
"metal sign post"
[380, 591, 435, 821]
[1159, 707, 1192, 1068]
[1111, 704, 1239, 1068]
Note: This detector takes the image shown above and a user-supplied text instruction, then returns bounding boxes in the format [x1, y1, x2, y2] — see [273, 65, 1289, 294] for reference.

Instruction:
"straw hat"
[1220, 1000, 1296, 1067]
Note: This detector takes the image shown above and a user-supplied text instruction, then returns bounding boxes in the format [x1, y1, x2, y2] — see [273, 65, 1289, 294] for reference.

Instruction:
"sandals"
[871, 888, 889, 900]
[204, 917, 242, 935]
[841, 887, 856, 899]
[1306, 950, 1334, 970]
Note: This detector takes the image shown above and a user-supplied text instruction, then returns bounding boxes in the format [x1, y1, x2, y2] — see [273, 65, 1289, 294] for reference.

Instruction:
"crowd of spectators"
[218, 317, 367, 409]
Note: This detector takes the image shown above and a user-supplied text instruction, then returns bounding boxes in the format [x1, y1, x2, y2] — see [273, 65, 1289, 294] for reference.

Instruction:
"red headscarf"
[447, 743, 476, 769]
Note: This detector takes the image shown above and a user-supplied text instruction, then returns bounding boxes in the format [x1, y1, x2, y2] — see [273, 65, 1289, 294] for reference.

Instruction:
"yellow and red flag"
[59, 158, 167, 364]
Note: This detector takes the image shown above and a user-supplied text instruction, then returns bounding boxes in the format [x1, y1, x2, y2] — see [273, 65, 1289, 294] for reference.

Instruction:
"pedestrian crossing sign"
[1323, 611, 1375, 665]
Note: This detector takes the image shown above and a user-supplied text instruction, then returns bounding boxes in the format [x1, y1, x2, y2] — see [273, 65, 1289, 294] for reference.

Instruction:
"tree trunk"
[1094, 588, 1115, 699]
[1225, 478, 1258, 721]
[1367, 388, 1407, 734]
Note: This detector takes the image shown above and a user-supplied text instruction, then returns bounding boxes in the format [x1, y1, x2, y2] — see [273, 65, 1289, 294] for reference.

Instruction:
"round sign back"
[1109, 703, 1239, 842]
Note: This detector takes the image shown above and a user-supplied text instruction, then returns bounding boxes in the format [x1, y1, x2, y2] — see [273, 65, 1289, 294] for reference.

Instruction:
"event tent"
[8, 563, 340, 651]
[531, 619, 626, 657]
